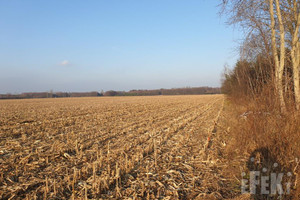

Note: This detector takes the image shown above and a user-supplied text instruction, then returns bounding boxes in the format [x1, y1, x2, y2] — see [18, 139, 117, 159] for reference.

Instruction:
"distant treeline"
[0, 92, 101, 99]
[0, 87, 220, 99]
[103, 87, 221, 96]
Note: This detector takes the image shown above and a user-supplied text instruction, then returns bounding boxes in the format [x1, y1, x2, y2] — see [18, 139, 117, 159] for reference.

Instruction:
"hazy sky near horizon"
[0, 0, 241, 93]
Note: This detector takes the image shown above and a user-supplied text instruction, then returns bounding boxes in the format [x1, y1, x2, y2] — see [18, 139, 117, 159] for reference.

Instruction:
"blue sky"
[0, 0, 241, 93]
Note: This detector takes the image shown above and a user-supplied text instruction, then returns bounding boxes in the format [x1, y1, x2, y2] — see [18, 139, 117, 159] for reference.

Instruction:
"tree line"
[103, 87, 220, 96]
[220, 1, 300, 197]
[0, 87, 220, 99]
[0, 92, 101, 99]
[221, 0, 300, 112]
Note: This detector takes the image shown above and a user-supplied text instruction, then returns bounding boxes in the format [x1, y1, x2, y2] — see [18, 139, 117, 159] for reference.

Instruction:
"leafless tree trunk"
[290, 0, 300, 110]
[269, 0, 287, 113]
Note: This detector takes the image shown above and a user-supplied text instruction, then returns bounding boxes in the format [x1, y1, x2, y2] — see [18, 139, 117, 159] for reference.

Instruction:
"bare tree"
[221, 0, 300, 112]
[269, 0, 287, 112]
[289, 0, 300, 110]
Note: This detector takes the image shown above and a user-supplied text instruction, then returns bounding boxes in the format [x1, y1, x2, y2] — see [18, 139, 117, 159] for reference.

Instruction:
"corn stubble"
[0, 95, 227, 199]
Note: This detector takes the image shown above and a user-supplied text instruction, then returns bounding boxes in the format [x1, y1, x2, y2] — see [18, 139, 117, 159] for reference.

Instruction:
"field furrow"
[0, 95, 224, 199]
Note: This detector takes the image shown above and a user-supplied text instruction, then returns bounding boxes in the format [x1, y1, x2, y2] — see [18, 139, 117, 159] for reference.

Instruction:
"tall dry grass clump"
[222, 66, 300, 198]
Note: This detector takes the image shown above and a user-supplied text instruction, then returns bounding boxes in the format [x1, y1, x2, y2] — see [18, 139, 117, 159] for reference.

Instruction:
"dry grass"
[0, 95, 232, 199]
[220, 97, 300, 200]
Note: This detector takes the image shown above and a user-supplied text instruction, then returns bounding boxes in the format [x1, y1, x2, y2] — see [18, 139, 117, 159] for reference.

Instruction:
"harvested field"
[0, 95, 226, 199]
